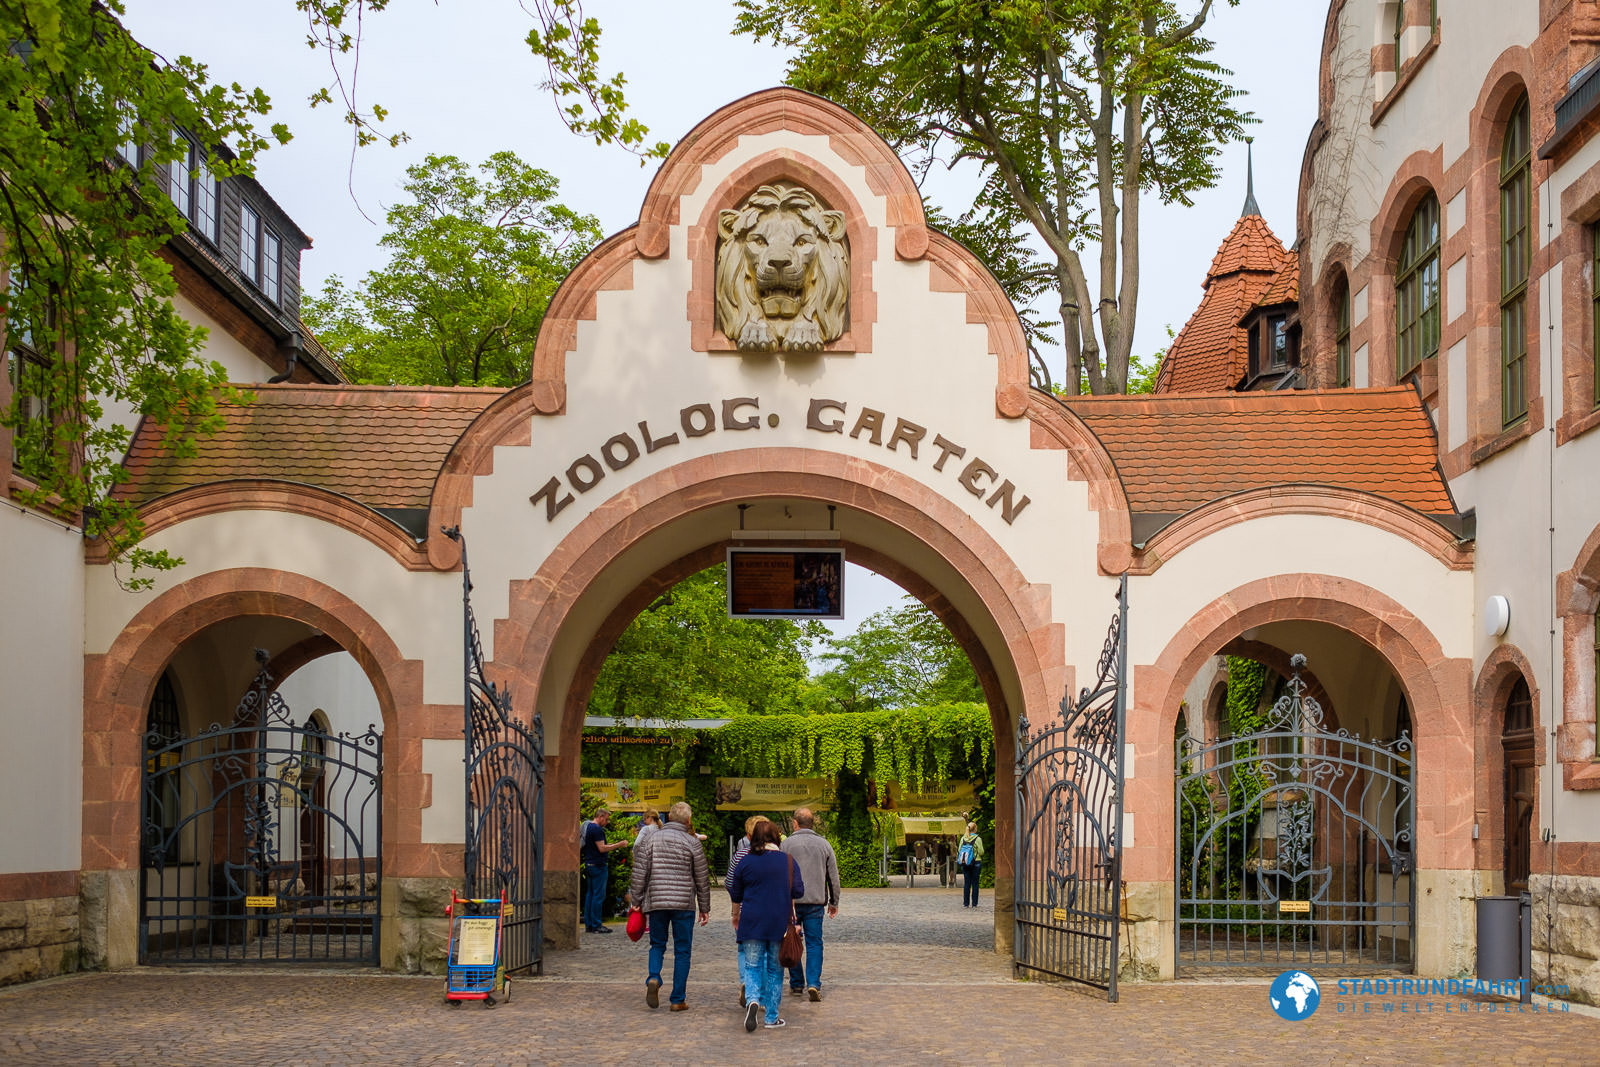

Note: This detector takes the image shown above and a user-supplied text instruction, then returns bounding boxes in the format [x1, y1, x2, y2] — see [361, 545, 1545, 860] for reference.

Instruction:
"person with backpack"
[957, 822, 985, 908]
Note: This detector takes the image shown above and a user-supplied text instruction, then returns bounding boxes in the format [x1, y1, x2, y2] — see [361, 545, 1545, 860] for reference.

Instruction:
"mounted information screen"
[726, 547, 844, 620]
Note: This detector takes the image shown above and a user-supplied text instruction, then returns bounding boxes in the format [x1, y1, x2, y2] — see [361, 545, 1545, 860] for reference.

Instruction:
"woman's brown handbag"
[779, 855, 804, 969]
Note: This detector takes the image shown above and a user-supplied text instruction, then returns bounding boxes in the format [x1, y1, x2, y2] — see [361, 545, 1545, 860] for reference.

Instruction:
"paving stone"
[0, 888, 1594, 1065]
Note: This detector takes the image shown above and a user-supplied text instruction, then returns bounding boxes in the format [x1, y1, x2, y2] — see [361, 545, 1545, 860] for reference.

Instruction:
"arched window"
[1500, 97, 1531, 427]
[1396, 193, 1441, 378]
[144, 671, 182, 864]
[1501, 677, 1535, 894]
[1334, 276, 1352, 387]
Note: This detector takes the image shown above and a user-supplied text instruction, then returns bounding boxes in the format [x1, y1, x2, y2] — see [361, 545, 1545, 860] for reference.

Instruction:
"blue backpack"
[958, 839, 976, 866]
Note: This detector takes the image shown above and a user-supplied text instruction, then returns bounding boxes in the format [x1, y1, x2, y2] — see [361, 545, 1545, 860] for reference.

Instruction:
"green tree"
[813, 596, 984, 712]
[303, 152, 602, 386]
[735, 0, 1250, 394]
[588, 566, 829, 720]
[0, 0, 289, 587]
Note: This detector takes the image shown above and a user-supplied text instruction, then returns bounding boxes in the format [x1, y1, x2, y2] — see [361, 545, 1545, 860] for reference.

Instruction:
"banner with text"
[715, 777, 835, 812]
[580, 778, 686, 813]
[868, 780, 978, 813]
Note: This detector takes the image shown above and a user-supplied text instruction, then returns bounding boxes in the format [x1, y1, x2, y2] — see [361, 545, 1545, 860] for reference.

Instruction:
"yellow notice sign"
[580, 778, 687, 813]
[1051, 907, 1069, 923]
[1278, 900, 1312, 914]
[245, 896, 277, 909]
[715, 777, 835, 812]
[454, 917, 499, 967]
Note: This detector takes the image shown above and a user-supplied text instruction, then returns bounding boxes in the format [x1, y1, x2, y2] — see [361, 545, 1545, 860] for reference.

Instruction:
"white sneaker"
[764, 1018, 787, 1029]
[745, 1001, 761, 1032]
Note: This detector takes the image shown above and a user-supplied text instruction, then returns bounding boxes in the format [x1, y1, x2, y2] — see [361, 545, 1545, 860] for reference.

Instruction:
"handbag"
[626, 907, 645, 942]
[778, 855, 804, 969]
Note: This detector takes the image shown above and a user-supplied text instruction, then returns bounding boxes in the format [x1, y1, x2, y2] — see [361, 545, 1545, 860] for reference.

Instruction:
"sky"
[117, 0, 1329, 635]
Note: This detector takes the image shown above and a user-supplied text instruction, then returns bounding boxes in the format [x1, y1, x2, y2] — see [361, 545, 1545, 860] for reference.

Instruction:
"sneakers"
[745, 1001, 761, 1032]
[593, 924, 614, 932]
[789, 985, 804, 994]
[669, 1003, 689, 1012]
[646, 977, 660, 1009]
[764, 1018, 787, 1029]
[806, 986, 821, 1002]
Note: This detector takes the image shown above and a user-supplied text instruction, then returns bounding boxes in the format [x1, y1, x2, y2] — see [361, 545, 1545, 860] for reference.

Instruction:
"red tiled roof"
[1157, 214, 1292, 394]
[119, 384, 504, 509]
[1064, 387, 1455, 516]
[1251, 255, 1299, 311]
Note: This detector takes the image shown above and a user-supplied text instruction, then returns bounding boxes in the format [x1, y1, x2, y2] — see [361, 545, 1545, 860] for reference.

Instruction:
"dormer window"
[169, 135, 218, 245]
[238, 203, 282, 306]
[1269, 315, 1288, 368]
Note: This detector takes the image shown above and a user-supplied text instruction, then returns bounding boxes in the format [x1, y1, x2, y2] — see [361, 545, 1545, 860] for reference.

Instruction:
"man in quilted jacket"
[628, 801, 711, 1010]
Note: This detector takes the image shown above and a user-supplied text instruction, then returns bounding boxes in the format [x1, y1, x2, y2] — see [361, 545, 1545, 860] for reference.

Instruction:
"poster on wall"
[726, 547, 844, 620]
[714, 777, 836, 812]
[580, 778, 687, 813]
[867, 780, 978, 813]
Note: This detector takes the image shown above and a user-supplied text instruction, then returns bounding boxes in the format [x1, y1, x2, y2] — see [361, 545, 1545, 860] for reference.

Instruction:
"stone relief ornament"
[716, 182, 849, 353]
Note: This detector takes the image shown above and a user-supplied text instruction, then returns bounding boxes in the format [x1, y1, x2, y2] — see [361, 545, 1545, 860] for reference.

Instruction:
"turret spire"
[1241, 137, 1261, 218]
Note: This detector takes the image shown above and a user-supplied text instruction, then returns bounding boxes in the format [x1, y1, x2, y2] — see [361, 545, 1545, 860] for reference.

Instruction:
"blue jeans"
[647, 909, 695, 1005]
[962, 863, 981, 906]
[582, 863, 607, 930]
[786, 903, 825, 991]
[738, 939, 785, 1024]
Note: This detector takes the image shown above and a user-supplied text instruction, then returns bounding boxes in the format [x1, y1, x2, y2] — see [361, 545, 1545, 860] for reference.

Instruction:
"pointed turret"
[1241, 138, 1261, 218]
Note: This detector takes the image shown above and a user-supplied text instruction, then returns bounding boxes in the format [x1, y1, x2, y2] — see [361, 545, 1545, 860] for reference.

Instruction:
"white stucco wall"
[0, 507, 84, 874]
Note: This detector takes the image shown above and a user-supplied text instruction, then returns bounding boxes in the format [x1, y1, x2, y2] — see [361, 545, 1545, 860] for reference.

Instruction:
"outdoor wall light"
[1483, 595, 1511, 639]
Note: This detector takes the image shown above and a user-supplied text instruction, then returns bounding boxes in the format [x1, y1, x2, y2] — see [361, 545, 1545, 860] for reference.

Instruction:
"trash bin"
[1476, 895, 1521, 981]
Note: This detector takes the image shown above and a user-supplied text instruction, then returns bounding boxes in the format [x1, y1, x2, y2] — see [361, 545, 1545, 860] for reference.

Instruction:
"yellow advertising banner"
[714, 777, 835, 812]
[867, 780, 978, 813]
[580, 778, 687, 813]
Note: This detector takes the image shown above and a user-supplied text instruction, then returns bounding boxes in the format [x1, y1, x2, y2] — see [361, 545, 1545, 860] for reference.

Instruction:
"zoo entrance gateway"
[530, 397, 1034, 525]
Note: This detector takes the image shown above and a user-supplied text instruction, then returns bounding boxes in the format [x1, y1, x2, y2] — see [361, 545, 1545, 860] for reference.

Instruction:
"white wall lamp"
[1483, 595, 1511, 639]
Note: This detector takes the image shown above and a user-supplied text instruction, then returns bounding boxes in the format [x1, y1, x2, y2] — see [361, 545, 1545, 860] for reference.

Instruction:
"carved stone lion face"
[716, 183, 849, 353]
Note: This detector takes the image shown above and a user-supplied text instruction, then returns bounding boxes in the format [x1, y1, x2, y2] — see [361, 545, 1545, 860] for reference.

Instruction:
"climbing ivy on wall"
[1224, 656, 1270, 735]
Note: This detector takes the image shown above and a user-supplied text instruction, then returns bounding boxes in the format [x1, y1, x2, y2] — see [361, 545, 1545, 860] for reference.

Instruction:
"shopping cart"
[444, 889, 509, 1007]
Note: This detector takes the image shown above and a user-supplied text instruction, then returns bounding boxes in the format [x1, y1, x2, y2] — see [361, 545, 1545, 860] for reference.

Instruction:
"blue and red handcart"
[444, 888, 511, 1007]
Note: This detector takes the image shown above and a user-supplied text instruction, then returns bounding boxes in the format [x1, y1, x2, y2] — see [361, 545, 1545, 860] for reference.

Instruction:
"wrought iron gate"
[140, 650, 382, 964]
[1175, 654, 1414, 972]
[1014, 575, 1128, 999]
[446, 527, 546, 976]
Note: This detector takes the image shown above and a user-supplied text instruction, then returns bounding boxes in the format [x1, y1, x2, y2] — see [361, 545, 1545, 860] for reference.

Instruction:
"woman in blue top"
[726, 820, 804, 1031]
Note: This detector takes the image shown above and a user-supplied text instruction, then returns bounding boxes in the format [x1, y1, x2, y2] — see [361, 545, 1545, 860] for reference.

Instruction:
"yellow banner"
[868, 780, 978, 813]
[898, 816, 967, 837]
[715, 777, 835, 812]
[580, 778, 686, 813]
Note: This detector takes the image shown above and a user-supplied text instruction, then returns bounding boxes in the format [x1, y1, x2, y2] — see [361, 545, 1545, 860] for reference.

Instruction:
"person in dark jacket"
[628, 802, 711, 1010]
[726, 820, 803, 1031]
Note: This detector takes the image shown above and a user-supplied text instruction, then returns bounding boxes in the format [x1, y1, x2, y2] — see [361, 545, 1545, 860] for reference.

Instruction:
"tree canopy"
[1, 0, 289, 586]
[303, 151, 602, 387]
[586, 567, 985, 720]
[734, 0, 1250, 394]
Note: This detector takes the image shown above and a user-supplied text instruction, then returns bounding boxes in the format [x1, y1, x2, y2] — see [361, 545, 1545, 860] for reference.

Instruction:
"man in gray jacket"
[628, 801, 711, 1010]
[779, 807, 841, 1000]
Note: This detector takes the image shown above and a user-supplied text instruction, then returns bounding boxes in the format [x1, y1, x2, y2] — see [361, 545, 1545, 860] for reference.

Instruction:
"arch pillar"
[81, 568, 447, 972]
[1124, 574, 1474, 979]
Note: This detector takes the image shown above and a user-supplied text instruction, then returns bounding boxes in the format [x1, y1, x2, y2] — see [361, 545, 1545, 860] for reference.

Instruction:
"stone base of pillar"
[382, 876, 454, 974]
[77, 868, 137, 973]
[544, 869, 580, 952]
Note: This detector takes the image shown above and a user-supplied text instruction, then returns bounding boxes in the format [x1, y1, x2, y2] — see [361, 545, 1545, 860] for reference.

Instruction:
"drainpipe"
[268, 330, 304, 383]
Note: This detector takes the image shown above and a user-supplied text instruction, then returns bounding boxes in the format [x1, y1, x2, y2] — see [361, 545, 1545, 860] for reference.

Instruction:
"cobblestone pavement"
[1, 888, 1594, 1065]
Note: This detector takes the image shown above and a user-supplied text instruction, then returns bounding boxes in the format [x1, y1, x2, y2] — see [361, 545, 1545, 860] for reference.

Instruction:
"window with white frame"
[168, 135, 218, 245]
[237, 203, 283, 306]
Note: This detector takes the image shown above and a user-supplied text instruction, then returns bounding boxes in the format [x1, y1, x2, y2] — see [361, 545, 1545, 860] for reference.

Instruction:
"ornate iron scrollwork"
[443, 526, 546, 976]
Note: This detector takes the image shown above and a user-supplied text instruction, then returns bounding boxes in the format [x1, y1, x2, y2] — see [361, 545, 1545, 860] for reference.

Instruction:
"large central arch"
[488, 447, 1073, 951]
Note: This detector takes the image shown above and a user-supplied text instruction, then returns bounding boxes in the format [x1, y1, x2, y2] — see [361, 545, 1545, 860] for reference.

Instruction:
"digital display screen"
[726, 548, 844, 620]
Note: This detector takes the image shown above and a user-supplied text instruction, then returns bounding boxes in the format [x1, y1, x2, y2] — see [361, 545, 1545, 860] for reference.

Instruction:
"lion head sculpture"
[716, 183, 849, 353]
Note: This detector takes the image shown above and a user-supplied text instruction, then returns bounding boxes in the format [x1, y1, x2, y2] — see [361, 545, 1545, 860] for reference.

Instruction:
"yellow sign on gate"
[1051, 907, 1069, 923]
[1278, 900, 1312, 914]
[245, 896, 277, 909]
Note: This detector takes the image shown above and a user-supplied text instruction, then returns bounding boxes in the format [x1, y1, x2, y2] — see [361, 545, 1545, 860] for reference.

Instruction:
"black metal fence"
[1014, 575, 1128, 1000]
[446, 526, 546, 976]
[140, 650, 382, 964]
[1175, 654, 1414, 972]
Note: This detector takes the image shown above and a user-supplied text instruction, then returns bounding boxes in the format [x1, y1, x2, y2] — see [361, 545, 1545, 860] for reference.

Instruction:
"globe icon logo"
[1269, 970, 1321, 1021]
